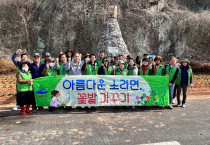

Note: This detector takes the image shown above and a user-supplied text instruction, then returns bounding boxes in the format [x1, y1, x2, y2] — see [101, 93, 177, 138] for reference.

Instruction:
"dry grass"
[190, 61, 210, 74]
[0, 59, 16, 74]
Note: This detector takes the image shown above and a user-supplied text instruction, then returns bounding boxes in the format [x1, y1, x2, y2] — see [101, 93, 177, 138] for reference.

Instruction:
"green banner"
[33, 76, 169, 107]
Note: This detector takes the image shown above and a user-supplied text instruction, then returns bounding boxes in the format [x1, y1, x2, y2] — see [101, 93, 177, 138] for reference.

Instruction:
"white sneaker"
[182, 104, 186, 108]
[169, 104, 173, 109]
[12, 105, 20, 110]
[172, 100, 175, 104]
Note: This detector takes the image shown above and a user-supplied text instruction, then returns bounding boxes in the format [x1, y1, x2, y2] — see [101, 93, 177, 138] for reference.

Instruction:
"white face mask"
[22, 67, 28, 72]
[49, 63, 55, 67]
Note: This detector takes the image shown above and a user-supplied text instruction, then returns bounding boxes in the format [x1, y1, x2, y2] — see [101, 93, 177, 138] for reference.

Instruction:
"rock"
[97, 18, 130, 57]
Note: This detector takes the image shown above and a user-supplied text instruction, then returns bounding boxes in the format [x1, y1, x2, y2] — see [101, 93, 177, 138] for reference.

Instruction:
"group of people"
[11, 49, 193, 115]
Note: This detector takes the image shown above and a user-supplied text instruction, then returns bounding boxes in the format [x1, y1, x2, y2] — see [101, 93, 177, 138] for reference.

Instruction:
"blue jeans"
[169, 84, 175, 104]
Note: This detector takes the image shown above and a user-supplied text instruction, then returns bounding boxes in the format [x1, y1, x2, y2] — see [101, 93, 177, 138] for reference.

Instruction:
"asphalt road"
[0, 98, 209, 145]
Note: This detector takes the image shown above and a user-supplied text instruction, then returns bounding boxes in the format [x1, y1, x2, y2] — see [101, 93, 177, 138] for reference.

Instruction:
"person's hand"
[168, 83, 172, 87]
[165, 74, 169, 76]
[68, 58, 71, 62]
[56, 58, 59, 62]
[55, 75, 59, 77]
[152, 61, 156, 65]
[137, 53, 141, 57]
[62, 100, 66, 103]
[149, 65, 152, 69]
[65, 74, 68, 77]
[16, 49, 22, 54]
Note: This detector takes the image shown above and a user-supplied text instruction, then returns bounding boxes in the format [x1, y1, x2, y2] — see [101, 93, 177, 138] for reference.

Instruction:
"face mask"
[49, 63, 55, 67]
[22, 67, 28, 72]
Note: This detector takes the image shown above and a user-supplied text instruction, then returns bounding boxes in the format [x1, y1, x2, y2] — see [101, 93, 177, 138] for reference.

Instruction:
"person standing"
[11, 49, 28, 110]
[139, 58, 152, 76]
[65, 52, 84, 76]
[112, 60, 128, 75]
[41, 58, 58, 77]
[165, 56, 180, 109]
[82, 54, 99, 75]
[175, 58, 193, 108]
[30, 53, 45, 112]
[16, 61, 33, 115]
[55, 54, 68, 75]
[153, 56, 165, 76]
[97, 51, 105, 69]
[41, 52, 51, 64]
[98, 57, 113, 75]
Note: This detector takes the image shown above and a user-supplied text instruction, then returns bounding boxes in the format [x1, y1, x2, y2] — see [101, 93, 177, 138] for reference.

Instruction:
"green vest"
[59, 62, 68, 75]
[47, 68, 58, 76]
[17, 67, 21, 72]
[111, 65, 119, 70]
[153, 64, 164, 76]
[84, 63, 98, 75]
[104, 66, 112, 75]
[115, 68, 127, 75]
[165, 64, 178, 83]
[175, 67, 192, 85]
[139, 65, 150, 76]
[17, 71, 32, 91]
[97, 58, 102, 69]
[127, 66, 134, 75]
[124, 62, 128, 69]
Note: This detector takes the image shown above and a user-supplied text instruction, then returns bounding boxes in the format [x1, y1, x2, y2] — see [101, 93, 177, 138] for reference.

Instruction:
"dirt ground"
[0, 74, 209, 107]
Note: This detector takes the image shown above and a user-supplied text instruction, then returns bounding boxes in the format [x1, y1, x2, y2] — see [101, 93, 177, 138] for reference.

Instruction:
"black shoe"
[176, 103, 181, 107]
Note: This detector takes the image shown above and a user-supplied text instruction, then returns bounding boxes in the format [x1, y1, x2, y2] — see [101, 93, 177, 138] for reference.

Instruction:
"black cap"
[44, 52, 51, 57]
[102, 57, 109, 63]
[143, 53, 148, 56]
[142, 58, 150, 62]
[33, 53, 40, 57]
[18, 61, 31, 70]
[114, 56, 119, 60]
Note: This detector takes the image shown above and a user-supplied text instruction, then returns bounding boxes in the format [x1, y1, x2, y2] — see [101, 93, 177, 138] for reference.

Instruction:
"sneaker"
[12, 105, 20, 110]
[172, 100, 175, 104]
[176, 103, 181, 107]
[169, 104, 173, 109]
[182, 104, 186, 108]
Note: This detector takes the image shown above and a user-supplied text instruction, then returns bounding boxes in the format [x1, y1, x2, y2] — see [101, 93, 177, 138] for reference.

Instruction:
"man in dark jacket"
[29, 53, 45, 112]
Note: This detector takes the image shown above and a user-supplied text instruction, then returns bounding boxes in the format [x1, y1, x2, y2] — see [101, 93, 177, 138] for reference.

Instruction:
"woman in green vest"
[98, 57, 113, 75]
[55, 54, 68, 75]
[41, 58, 58, 77]
[165, 56, 180, 109]
[16, 61, 33, 115]
[11, 49, 28, 110]
[139, 58, 152, 76]
[112, 60, 128, 75]
[175, 58, 193, 108]
[127, 58, 136, 75]
[153, 56, 165, 76]
[82, 54, 99, 75]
